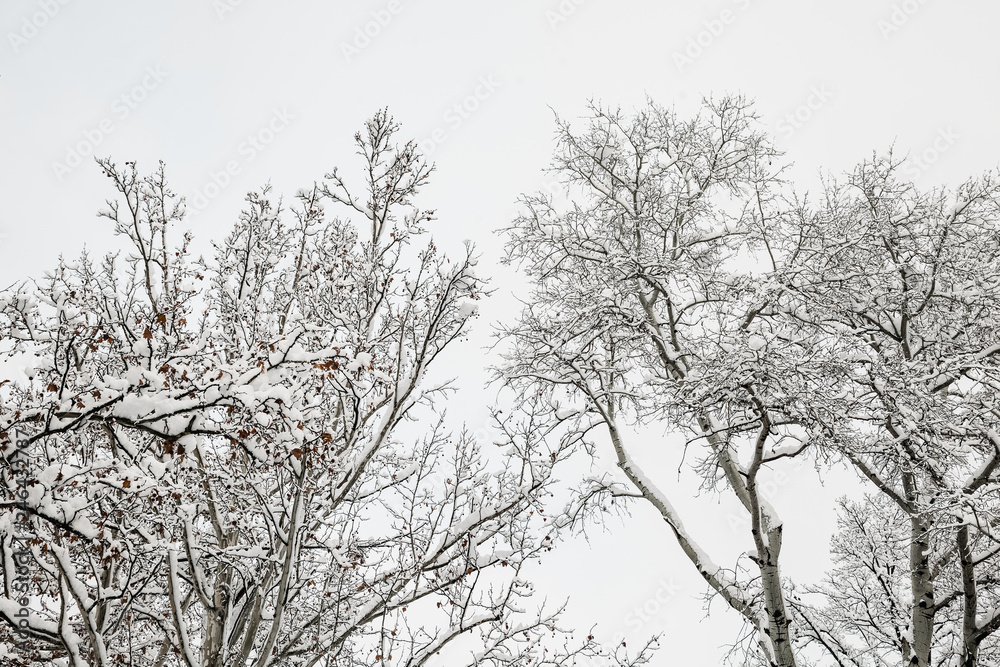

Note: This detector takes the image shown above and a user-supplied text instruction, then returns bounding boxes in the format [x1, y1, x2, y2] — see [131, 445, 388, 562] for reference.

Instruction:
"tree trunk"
[759, 557, 797, 667]
[957, 524, 979, 667]
[909, 514, 934, 667]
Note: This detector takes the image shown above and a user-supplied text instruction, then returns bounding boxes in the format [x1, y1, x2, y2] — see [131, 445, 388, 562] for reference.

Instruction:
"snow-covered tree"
[498, 97, 1000, 667]
[0, 112, 651, 667]
[772, 155, 1000, 667]
[495, 96, 811, 667]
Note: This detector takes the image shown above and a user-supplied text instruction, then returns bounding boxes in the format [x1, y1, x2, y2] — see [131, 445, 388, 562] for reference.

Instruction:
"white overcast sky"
[2, 1, 999, 664]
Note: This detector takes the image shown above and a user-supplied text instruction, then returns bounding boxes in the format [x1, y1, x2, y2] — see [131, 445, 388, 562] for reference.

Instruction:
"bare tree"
[772, 154, 1000, 667]
[0, 112, 653, 667]
[497, 98, 1000, 667]
[495, 96, 816, 667]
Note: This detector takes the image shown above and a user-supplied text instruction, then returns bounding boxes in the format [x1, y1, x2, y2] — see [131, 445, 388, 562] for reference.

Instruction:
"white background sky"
[2, 1, 998, 664]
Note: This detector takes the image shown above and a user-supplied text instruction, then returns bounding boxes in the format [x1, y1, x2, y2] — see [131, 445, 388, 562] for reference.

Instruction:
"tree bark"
[957, 524, 979, 667]
[908, 512, 934, 667]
